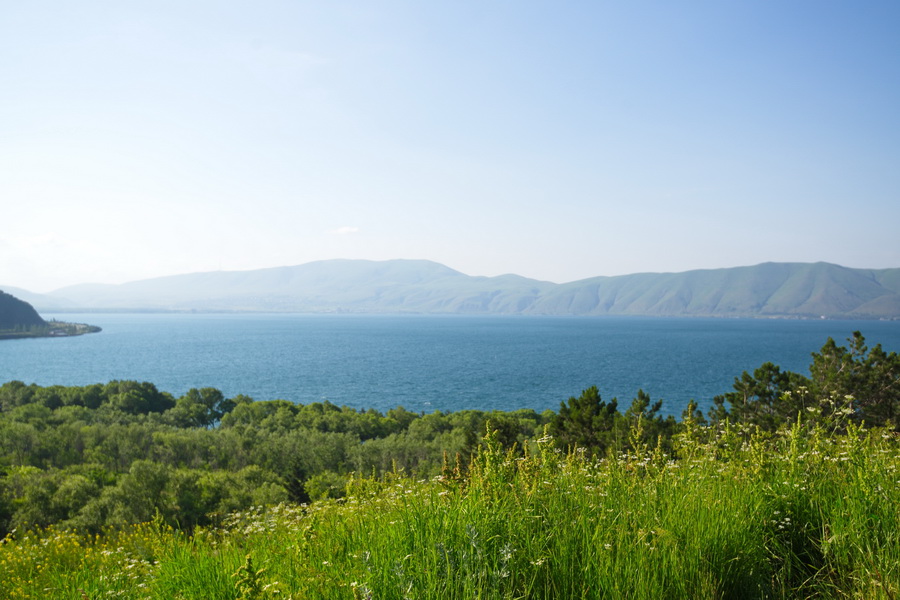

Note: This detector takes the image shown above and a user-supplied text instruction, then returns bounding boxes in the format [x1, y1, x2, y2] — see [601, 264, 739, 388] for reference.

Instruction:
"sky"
[2, 1, 900, 293]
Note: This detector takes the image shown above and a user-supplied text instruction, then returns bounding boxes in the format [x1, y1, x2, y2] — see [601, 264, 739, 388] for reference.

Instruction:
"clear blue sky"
[2, 1, 899, 292]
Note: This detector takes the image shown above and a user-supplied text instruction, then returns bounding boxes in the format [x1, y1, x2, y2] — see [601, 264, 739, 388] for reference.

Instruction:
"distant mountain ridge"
[9, 260, 900, 319]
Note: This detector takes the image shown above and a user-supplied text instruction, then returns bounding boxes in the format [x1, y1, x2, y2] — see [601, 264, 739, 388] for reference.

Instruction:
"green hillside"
[529, 262, 900, 318]
[29, 260, 900, 318]
[0, 290, 47, 332]
[0, 290, 100, 339]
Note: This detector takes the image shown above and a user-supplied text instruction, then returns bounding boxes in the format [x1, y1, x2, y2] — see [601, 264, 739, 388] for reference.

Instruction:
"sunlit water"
[2, 314, 899, 417]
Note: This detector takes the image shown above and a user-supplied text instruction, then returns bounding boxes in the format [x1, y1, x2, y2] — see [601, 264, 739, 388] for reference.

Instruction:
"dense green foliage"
[0, 379, 549, 535]
[0, 331, 898, 597]
[2, 418, 898, 598]
[709, 331, 900, 430]
[1, 332, 897, 538]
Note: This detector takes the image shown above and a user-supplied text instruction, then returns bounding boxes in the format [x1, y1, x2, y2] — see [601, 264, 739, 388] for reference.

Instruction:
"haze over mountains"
[6, 260, 900, 319]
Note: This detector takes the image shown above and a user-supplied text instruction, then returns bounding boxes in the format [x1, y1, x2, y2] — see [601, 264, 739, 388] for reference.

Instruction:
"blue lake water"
[2, 314, 899, 417]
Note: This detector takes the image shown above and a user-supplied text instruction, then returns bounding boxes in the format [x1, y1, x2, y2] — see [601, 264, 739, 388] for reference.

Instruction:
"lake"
[2, 313, 899, 417]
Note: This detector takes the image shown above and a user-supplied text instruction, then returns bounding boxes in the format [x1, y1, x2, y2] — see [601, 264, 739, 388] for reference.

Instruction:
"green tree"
[710, 362, 810, 430]
[550, 386, 622, 454]
[623, 389, 676, 451]
[74, 460, 173, 530]
[809, 331, 900, 428]
[168, 388, 235, 427]
[0, 381, 36, 411]
[104, 381, 175, 414]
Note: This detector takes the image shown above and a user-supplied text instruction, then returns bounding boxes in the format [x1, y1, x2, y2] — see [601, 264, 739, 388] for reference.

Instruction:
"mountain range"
[4, 260, 900, 319]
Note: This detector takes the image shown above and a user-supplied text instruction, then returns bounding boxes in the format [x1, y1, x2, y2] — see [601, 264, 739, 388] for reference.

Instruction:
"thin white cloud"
[329, 226, 360, 235]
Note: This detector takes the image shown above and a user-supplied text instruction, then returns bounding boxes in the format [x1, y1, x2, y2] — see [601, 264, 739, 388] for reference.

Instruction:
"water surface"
[2, 314, 898, 416]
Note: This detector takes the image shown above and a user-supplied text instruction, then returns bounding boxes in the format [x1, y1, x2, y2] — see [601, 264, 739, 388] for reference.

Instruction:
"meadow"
[3, 331, 899, 598]
[2, 415, 898, 600]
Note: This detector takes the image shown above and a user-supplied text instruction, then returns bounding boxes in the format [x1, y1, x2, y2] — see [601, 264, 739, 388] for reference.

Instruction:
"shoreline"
[0, 320, 102, 341]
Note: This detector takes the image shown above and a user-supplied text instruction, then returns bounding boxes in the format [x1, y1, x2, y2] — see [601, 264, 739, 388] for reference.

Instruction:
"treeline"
[0, 380, 549, 535]
[551, 331, 900, 455]
[0, 332, 897, 536]
[0, 321, 101, 340]
[0, 323, 52, 340]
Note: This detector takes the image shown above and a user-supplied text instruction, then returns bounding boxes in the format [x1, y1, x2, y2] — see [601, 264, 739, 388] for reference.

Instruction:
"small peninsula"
[0, 290, 100, 340]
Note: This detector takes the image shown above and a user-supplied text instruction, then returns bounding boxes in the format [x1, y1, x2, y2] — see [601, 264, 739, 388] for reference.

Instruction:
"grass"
[2, 420, 899, 599]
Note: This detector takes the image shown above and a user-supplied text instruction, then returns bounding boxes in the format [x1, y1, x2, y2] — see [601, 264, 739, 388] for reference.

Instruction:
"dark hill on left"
[0, 290, 100, 339]
[0, 290, 47, 329]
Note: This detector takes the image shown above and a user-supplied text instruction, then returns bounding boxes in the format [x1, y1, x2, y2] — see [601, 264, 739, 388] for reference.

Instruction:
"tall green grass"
[2, 420, 898, 599]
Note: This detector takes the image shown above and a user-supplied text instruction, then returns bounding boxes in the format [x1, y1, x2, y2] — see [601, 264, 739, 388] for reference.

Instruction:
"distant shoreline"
[0, 320, 101, 341]
[22, 308, 900, 321]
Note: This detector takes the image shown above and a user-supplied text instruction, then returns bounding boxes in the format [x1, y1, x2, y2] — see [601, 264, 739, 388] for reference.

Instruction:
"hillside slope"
[29, 260, 900, 319]
[526, 263, 900, 318]
[0, 290, 47, 329]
